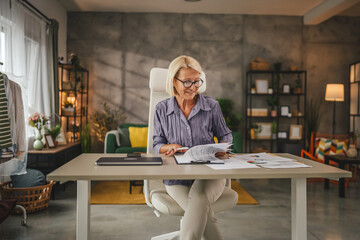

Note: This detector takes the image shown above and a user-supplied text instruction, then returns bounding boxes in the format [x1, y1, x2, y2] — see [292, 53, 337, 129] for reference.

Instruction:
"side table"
[324, 155, 360, 197]
[27, 142, 82, 175]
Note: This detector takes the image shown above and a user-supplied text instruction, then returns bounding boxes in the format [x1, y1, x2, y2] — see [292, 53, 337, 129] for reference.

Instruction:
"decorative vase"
[33, 129, 44, 150]
[271, 110, 277, 117]
[347, 144, 357, 157]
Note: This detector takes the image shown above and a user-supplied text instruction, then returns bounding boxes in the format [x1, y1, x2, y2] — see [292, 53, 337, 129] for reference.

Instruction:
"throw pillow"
[117, 127, 131, 147]
[330, 139, 349, 156]
[315, 138, 332, 161]
[128, 127, 148, 148]
[10, 168, 46, 188]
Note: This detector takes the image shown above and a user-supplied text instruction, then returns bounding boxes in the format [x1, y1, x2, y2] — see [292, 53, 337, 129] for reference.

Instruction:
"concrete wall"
[29, 0, 67, 61]
[67, 13, 360, 142]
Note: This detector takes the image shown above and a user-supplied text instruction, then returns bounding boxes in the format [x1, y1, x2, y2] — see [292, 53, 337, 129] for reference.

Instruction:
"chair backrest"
[146, 67, 206, 154]
[309, 131, 354, 155]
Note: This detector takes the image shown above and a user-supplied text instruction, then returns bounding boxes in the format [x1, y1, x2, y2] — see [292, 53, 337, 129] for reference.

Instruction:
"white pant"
[165, 179, 226, 240]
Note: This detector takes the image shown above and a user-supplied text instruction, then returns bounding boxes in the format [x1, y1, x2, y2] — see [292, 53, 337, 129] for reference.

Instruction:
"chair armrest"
[104, 130, 121, 153]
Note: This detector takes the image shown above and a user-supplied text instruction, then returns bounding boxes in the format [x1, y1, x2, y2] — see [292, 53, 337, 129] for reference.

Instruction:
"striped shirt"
[153, 94, 232, 186]
[0, 72, 12, 150]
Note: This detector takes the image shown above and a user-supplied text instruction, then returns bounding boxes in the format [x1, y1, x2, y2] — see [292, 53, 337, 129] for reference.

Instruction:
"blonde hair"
[166, 55, 202, 96]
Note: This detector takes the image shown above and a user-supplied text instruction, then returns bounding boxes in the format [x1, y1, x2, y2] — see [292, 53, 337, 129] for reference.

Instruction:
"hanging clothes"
[0, 72, 27, 176]
[0, 73, 12, 150]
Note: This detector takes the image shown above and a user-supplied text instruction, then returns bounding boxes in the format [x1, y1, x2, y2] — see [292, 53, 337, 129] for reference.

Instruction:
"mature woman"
[153, 55, 233, 240]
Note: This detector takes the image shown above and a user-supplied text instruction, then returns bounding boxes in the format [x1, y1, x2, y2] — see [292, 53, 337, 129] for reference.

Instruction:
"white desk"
[47, 153, 351, 240]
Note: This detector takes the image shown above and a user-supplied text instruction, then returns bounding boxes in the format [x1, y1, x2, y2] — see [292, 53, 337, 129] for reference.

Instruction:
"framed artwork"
[282, 84, 291, 93]
[278, 131, 288, 139]
[289, 125, 303, 140]
[56, 128, 67, 145]
[255, 80, 269, 94]
[257, 122, 272, 139]
[280, 105, 290, 117]
[44, 134, 56, 148]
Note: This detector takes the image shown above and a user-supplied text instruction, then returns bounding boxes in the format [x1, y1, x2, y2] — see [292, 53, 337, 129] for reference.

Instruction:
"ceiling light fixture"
[184, 0, 201, 2]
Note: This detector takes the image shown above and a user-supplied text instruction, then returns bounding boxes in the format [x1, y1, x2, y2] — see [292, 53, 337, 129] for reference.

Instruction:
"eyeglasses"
[175, 77, 204, 88]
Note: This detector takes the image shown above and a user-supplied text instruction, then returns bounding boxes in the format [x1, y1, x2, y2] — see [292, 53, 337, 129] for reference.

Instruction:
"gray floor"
[1, 178, 359, 240]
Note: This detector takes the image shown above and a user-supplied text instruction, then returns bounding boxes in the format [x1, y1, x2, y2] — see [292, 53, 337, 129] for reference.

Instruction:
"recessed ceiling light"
[185, 0, 201, 2]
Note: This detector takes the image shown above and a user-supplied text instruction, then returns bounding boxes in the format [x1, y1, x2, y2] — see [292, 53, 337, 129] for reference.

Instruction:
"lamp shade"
[325, 84, 344, 102]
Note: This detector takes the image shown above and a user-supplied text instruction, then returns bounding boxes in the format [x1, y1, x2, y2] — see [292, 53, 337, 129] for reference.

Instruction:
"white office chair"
[144, 67, 238, 240]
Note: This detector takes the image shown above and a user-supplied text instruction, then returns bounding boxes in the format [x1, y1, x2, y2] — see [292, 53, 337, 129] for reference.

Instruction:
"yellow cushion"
[128, 127, 148, 148]
[214, 136, 218, 143]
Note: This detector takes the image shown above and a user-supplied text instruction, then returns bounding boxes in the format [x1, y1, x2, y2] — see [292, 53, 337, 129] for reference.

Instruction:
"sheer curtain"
[0, 0, 55, 177]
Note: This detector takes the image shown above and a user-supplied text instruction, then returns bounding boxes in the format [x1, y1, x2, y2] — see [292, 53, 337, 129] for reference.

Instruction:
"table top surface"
[46, 153, 351, 181]
[28, 142, 80, 154]
[325, 154, 360, 163]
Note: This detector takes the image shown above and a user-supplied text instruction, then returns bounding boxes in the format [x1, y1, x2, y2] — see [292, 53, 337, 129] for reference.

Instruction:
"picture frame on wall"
[44, 134, 56, 148]
[289, 124, 303, 140]
[278, 131, 288, 139]
[280, 105, 290, 117]
[257, 122, 272, 139]
[255, 80, 269, 94]
[282, 84, 291, 93]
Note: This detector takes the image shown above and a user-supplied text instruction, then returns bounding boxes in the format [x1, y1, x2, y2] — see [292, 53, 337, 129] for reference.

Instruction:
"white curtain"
[0, 0, 55, 177]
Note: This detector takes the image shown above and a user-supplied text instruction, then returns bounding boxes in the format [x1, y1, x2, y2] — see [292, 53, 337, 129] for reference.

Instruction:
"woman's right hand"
[161, 144, 187, 156]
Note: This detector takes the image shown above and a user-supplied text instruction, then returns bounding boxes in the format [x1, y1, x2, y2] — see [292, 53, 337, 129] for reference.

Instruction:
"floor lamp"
[325, 84, 344, 137]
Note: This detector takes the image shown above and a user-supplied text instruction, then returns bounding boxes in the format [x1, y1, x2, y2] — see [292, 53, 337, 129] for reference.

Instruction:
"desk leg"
[291, 178, 307, 240]
[338, 163, 345, 198]
[77, 180, 90, 240]
[324, 158, 329, 189]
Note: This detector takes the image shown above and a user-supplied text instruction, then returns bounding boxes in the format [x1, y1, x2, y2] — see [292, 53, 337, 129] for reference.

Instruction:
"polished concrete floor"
[1, 178, 359, 240]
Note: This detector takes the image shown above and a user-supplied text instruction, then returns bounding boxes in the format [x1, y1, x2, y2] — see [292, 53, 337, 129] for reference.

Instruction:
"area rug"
[90, 180, 258, 205]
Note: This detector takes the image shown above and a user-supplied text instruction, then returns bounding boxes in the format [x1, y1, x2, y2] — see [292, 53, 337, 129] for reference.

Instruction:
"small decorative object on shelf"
[266, 95, 278, 117]
[294, 78, 303, 94]
[28, 112, 48, 150]
[249, 57, 270, 71]
[289, 66, 298, 71]
[282, 84, 291, 94]
[255, 79, 269, 94]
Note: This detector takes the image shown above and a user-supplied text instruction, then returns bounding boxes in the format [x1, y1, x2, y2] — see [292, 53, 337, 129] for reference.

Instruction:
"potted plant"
[91, 102, 126, 143]
[217, 98, 243, 152]
[80, 123, 92, 153]
[305, 98, 322, 149]
[266, 95, 278, 117]
[294, 78, 302, 94]
[250, 122, 262, 140]
[45, 124, 61, 146]
[62, 100, 75, 116]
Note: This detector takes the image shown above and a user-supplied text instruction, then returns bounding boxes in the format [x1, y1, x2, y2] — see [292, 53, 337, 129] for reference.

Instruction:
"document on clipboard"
[173, 143, 232, 165]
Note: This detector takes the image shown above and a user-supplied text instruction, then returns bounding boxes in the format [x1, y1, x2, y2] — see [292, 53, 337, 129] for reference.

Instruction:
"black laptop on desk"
[95, 157, 163, 166]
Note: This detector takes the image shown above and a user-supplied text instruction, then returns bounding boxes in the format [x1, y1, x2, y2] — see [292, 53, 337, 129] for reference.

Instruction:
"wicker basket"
[0, 181, 55, 214]
[249, 61, 270, 70]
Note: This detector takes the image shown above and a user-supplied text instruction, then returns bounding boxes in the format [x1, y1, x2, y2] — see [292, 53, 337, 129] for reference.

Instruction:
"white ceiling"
[59, 0, 360, 24]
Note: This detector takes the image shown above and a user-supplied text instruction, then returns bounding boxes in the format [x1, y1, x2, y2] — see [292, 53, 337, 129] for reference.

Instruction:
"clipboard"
[173, 154, 224, 165]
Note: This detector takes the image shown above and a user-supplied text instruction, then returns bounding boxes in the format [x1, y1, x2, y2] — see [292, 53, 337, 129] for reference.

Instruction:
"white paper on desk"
[236, 152, 311, 168]
[206, 156, 260, 170]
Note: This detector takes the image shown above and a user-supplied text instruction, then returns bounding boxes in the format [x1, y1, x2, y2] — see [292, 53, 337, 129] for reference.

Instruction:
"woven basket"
[0, 181, 55, 214]
[249, 61, 270, 70]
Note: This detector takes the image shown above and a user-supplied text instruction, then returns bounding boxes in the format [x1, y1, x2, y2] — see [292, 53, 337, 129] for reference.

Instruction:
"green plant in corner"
[305, 97, 322, 149]
[80, 123, 92, 153]
[91, 102, 126, 143]
[216, 98, 242, 132]
[63, 100, 74, 108]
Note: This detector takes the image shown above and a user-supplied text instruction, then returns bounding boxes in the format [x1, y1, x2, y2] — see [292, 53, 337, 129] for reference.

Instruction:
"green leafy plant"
[80, 123, 92, 153]
[216, 98, 243, 132]
[271, 121, 277, 134]
[91, 102, 126, 142]
[295, 78, 302, 89]
[305, 98, 322, 149]
[266, 96, 278, 110]
[45, 124, 61, 141]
